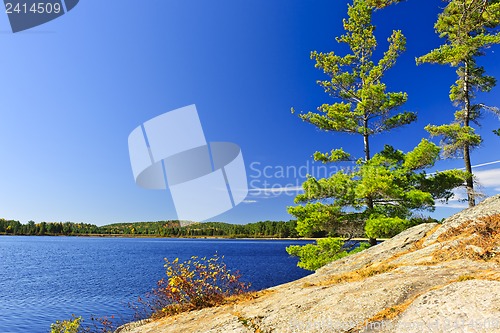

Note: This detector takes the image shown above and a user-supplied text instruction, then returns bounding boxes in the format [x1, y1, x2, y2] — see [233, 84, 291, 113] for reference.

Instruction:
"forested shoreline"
[0, 219, 301, 238]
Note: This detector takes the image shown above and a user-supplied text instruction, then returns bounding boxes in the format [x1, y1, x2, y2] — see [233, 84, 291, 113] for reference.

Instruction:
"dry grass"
[345, 294, 423, 333]
[372, 269, 500, 320]
[451, 270, 500, 283]
[476, 270, 500, 282]
[223, 289, 274, 305]
[368, 297, 419, 322]
[434, 214, 500, 263]
[233, 312, 268, 333]
[344, 268, 500, 333]
[412, 259, 441, 266]
[317, 263, 397, 286]
[371, 224, 443, 266]
[456, 274, 476, 282]
[344, 266, 500, 333]
[412, 224, 442, 250]
[150, 290, 274, 321]
[306, 226, 444, 288]
[355, 283, 450, 331]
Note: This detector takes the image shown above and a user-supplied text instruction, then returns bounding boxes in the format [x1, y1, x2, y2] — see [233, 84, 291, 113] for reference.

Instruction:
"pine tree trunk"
[363, 130, 371, 162]
[464, 145, 475, 207]
[463, 60, 475, 207]
[363, 123, 377, 246]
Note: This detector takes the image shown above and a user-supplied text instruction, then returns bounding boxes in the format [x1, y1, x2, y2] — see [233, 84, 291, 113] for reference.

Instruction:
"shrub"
[50, 315, 114, 333]
[364, 215, 431, 239]
[134, 253, 250, 318]
[286, 238, 370, 271]
[364, 216, 409, 239]
[50, 315, 81, 333]
[51, 254, 249, 331]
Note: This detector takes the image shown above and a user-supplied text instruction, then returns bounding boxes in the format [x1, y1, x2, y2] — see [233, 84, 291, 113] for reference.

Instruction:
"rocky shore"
[118, 195, 500, 333]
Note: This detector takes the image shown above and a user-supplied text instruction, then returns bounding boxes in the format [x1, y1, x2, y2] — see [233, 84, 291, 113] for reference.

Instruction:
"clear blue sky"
[0, 0, 499, 225]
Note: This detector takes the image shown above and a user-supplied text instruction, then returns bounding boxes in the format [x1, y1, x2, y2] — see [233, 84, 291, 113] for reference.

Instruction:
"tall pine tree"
[290, 0, 417, 245]
[417, 0, 500, 207]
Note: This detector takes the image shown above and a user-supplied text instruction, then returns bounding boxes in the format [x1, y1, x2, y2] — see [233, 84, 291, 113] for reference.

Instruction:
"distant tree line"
[0, 219, 100, 236]
[101, 220, 299, 238]
[0, 218, 300, 238]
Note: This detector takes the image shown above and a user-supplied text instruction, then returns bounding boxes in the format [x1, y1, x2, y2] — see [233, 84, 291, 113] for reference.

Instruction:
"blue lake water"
[0, 236, 313, 333]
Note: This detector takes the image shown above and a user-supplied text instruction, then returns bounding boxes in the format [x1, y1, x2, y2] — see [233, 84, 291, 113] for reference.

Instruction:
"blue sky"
[0, 0, 499, 226]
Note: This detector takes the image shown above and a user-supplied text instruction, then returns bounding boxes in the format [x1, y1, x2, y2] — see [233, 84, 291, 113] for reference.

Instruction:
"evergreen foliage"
[417, 0, 500, 206]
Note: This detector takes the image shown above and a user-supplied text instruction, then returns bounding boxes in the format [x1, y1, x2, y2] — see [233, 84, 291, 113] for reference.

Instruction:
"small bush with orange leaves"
[133, 254, 250, 318]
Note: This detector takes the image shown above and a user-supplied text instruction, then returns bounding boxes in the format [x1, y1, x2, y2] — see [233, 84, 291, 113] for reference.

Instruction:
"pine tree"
[290, 0, 416, 245]
[417, 0, 500, 207]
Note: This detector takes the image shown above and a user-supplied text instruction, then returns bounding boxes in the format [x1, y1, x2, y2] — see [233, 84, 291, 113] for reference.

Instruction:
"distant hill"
[99, 220, 299, 238]
[0, 219, 299, 238]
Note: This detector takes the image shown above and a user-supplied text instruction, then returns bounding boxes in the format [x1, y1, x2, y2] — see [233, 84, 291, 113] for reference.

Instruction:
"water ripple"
[0, 236, 312, 333]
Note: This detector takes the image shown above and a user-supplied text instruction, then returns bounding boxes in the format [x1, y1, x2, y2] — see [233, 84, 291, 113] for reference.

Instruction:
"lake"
[0, 236, 313, 333]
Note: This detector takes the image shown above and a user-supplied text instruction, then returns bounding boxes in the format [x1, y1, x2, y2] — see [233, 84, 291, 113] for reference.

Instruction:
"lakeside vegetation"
[51, 254, 252, 333]
[285, 0, 500, 270]
[0, 218, 300, 238]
